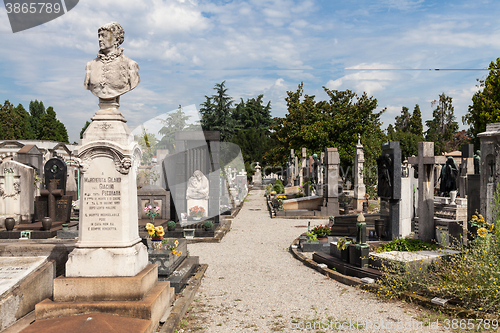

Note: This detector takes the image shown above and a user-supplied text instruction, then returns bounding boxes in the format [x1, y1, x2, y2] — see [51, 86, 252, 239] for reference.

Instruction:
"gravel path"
[184, 190, 449, 332]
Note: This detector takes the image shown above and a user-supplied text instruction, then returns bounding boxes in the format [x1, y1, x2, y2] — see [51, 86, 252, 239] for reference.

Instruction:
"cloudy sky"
[1, 0, 499, 143]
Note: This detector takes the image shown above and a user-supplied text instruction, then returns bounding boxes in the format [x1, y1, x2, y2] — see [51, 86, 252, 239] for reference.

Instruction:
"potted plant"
[189, 206, 205, 220]
[277, 195, 287, 211]
[145, 222, 165, 250]
[166, 220, 176, 231]
[203, 220, 213, 231]
[337, 236, 353, 262]
[305, 231, 317, 243]
[162, 239, 182, 257]
[312, 224, 331, 241]
[144, 205, 160, 223]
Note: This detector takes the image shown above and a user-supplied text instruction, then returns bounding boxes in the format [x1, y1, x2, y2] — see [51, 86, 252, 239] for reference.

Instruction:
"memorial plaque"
[79, 157, 139, 248]
[0, 256, 47, 298]
[44, 158, 67, 193]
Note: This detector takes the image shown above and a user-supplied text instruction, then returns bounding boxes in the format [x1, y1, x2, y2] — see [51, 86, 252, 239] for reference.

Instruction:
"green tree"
[37, 107, 69, 142]
[14, 104, 35, 139]
[80, 121, 91, 139]
[409, 104, 423, 136]
[199, 81, 237, 141]
[0, 100, 25, 140]
[425, 93, 459, 155]
[157, 106, 193, 152]
[463, 58, 500, 149]
[267, 83, 386, 197]
[232, 95, 273, 133]
[29, 100, 45, 138]
[388, 105, 424, 159]
[134, 131, 158, 165]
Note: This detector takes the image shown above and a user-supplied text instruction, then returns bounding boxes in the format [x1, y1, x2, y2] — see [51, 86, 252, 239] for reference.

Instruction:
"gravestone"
[35, 159, 72, 223]
[317, 152, 324, 197]
[320, 147, 340, 216]
[66, 165, 78, 201]
[253, 162, 262, 186]
[417, 142, 435, 242]
[186, 170, 209, 221]
[0, 160, 35, 226]
[43, 157, 67, 194]
[353, 134, 366, 211]
[376, 142, 401, 240]
[459, 144, 474, 198]
[137, 184, 170, 220]
[478, 123, 500, 222]
[300, 147, 306, 186]
[162, 131, 221, 223]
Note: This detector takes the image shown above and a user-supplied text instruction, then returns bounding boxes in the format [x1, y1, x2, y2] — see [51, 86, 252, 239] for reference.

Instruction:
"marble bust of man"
[84, 22, 140, 101]
[186, 170, 209, 200]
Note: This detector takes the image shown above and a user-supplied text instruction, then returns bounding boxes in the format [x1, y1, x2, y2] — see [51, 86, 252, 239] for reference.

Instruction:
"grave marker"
[418, 142, 435, 242]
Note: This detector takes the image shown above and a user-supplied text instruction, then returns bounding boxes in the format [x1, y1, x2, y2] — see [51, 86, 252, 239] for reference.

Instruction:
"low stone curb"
[289, 236, 362, 287]
[289, 236, 491, 320]
[186, 220, 232, 244]
[159, 264, 208, 333]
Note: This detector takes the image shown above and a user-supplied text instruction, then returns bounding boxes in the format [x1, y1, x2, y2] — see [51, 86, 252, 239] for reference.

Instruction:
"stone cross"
[39, 181, 63, 222]
[417, 142, 435, 242]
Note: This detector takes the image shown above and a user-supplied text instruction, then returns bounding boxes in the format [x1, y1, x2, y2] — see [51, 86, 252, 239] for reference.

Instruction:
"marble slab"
[0, 256, 48, 298]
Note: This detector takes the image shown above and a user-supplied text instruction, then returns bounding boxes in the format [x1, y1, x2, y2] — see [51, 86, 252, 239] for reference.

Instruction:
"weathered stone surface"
[19, 313, 151, 333]
[0, 257, 54, 331]
[0, 161, 35, 225]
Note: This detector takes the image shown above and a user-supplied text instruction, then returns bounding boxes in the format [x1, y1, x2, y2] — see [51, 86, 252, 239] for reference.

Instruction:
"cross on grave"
[417, 142, 435, 242]
[39, 181, 63, 222]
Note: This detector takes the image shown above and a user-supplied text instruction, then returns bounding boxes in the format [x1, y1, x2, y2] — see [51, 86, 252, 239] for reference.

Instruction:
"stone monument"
[320, 147, 340, 216]
[353, 134, 366, 211]
[478, 123, 500, 222]
[376, 142, 401, 240]
[36, 23, 172, 330]
[186, 170, 209, 219]
[253, 162, 262, 186]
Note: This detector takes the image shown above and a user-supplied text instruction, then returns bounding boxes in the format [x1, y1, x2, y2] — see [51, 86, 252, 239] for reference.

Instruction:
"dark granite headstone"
[461, 144, 474, 159]
[377, 142, 401, 240]
[43, 158, 67, 193]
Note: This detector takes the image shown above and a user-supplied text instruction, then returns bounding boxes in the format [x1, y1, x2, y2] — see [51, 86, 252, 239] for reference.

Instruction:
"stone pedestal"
[478, 123, 500, 221]
[68, 104, 146, 278]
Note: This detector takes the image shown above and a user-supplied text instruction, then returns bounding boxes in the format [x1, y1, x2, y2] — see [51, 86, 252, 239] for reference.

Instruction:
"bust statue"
[84, 22, 140, 103]
[439, 157, 459, 193]
[186, 170, 209, 200]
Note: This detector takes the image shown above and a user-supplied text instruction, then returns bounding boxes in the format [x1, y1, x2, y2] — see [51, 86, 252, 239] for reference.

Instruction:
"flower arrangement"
[277, 195, 287, 200]
[306, 231, 317, 242]
[270, 191, 277, 195]
[189, 205, 205, 218]
[72, 200, 79, 211]
[144, 205, 160, 222]
[161, 239, 182, 256]
[469, 212, 495, 238]
[337, 236, 353, 250]
[312, 224, 331, 236]
[145, 223, 164, 240]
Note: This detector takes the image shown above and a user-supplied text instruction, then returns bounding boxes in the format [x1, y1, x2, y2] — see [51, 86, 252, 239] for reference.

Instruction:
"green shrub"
[166, 220, 176, 229]
[203, 220, 213, 229]
[375, 238, 438, 253]
[272, 179, 284, 194]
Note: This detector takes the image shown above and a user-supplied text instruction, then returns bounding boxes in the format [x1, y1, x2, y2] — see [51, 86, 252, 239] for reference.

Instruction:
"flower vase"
[449, 190, 457, 205]
[193, 217, 202, 221]
[41, 217, 52, 231]
[151, 238, 163, 250]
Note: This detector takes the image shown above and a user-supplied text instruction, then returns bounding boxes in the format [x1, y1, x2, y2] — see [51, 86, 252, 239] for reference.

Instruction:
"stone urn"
[4, 218, 15, 231]
[41, 217, 52, 231]
[449, 190, 457, 205]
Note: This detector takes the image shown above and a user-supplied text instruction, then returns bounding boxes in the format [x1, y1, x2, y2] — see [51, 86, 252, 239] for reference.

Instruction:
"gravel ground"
[182, 190, 451, 332]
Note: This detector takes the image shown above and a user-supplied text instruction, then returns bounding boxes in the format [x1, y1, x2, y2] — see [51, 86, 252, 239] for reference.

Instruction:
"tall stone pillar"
[353, 134, 366, 211]
[321, 148, 340, 216]
[417, 142, 435, 242]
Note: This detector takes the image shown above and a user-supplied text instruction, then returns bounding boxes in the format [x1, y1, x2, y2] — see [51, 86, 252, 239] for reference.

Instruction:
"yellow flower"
[478, 227, 488, 238]
[174, 240, 179, 247]
[177, 251, 182, 256]
[148, 229, 154, 236]
[490, 223, 495, 232]
[158, 230, 165, 237]
[172, 250, 178, 255]
[145, 223, 154, 230]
